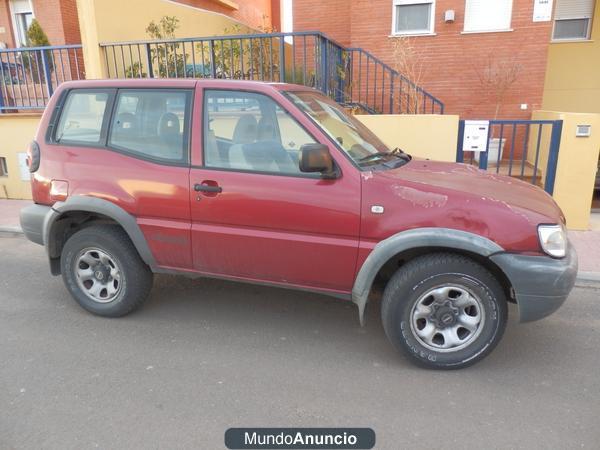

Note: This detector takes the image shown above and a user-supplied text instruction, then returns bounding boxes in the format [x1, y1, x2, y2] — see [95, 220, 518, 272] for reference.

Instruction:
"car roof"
[58, 78, 318, 92]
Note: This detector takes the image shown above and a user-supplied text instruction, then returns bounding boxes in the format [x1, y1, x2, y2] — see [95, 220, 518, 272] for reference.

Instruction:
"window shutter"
[464, 0, 513, 32]
[554, 0, 594, 19]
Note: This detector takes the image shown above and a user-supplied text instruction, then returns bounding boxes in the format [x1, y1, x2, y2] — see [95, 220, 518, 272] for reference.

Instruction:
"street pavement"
[1, 233, 599, 450]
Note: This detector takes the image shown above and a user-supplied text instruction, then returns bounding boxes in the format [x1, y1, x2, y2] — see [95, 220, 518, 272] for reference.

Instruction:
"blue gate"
[456, 119, 563, 195]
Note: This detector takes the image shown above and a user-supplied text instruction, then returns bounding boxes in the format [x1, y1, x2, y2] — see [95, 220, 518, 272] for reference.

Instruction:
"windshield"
[285, 90, 411, 169]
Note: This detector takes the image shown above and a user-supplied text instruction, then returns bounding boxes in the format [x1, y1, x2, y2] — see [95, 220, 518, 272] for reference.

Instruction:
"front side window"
[108, 89, 192, 163]
[286, 90, 411, 170]
[204, 90, 317, 175]
[392, 0, 435, 35]
[464, 0, 513, 33]
[553, 0, 595, 40]
[55, 91, 109, 144]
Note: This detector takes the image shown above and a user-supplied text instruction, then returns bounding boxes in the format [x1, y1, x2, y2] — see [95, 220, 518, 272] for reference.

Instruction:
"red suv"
[20, 79, 577, 369]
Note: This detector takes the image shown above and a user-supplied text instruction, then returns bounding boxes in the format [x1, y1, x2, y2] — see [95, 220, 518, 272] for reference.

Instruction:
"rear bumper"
[19, 204, 52, 246]
[490, 242, 578, 322]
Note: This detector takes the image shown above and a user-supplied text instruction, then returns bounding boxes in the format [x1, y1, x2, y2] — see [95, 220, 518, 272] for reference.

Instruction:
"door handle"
[194, 183, 222, 193]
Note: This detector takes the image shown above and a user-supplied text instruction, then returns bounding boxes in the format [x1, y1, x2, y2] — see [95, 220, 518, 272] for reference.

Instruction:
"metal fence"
[456, 119, 563, 195]
[345, 48, 444, 114]
[99, 31, 444, 115]
[0, 32, 444, 114]
[0, 44, 84, 112]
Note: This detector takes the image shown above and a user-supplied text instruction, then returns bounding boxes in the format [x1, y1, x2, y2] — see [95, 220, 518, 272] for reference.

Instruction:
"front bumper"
[490, 242, 578, 322]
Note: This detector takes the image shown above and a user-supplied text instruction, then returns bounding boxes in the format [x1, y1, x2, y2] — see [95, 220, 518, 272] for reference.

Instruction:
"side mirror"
[299, 144, 338, 179]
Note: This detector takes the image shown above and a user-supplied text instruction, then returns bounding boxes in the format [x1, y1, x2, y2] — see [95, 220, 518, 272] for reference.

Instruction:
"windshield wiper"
[359, 151, 389, 162]
[359, 147, 411, 163]
[390, 147, 412, 162]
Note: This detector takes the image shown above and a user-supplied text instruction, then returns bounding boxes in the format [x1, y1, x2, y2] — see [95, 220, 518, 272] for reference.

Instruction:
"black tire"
[61, 225, 153, 317]
[381, 253, 507, 370]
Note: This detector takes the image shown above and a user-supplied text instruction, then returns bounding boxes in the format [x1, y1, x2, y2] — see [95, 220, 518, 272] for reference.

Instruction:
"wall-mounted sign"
[463, 120, 490, 153]
[533, 0, 553, 22]
[576, 124, 591, 137]
[17, 152, 29, 181]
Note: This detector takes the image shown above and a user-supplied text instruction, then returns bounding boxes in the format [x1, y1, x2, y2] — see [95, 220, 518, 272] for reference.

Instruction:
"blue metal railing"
[345, 48, 444, 114]
[0, 44, 83, 112]
[99, 31, 444, 115]
[456, 119, 563, 194]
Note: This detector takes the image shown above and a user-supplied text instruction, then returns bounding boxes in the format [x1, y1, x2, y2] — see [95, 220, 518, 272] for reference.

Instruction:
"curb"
[0, 226, 23, 234]
[576, 271, 600, 283]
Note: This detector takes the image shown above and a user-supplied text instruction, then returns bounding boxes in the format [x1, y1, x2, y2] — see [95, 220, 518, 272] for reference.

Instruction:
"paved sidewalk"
[1, 199, 599, 278]
[0, 199, 29, 232]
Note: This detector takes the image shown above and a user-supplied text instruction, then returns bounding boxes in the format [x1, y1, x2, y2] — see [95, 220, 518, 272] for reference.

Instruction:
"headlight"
[538, 225, 567, 258]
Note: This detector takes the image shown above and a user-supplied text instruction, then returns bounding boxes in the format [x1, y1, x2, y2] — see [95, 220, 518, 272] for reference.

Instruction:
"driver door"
[189, 88, 361, 293]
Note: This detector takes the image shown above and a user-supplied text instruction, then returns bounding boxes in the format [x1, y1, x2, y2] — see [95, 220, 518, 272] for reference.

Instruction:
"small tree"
[145, 16, 185, 77]
[476, 54, 522, 119]
[200, 21, 281, 80]
[23, 19, 53, 83]
[391, 36, 425, 113]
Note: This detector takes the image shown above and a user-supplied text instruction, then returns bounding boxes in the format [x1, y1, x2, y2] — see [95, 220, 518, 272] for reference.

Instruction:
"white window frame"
[391, 0, 436, 36]
[8, 0, 35, 47]
[551, 0, 596, 42]
[462, 0, 513, 34]
[552, 17, 593, 41]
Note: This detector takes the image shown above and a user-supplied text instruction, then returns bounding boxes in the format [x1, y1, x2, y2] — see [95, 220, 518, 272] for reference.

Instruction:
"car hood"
[375, 159, 565, 223]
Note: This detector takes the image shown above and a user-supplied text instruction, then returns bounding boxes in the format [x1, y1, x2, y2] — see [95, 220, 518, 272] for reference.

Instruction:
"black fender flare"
[351, 227, 504, 325]
[44, 196, 157, 269]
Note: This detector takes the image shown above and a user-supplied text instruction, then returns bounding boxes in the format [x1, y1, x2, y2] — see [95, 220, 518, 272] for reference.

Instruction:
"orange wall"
[293, 0, 553, 119]
[173, 0, 274, 31]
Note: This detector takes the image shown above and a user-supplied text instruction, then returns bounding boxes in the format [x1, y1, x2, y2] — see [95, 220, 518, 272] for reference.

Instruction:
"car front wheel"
[381, 253, 507, 369]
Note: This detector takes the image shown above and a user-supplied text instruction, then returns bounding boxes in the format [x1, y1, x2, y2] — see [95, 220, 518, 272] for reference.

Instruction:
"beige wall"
[542, 2, 600, 113]
[358, 112, 599, 230]
[355, 114, 459, 162]
[0, 114, 41, 200]
[531, 111, 600, 230]
[77, 0, 257, 79]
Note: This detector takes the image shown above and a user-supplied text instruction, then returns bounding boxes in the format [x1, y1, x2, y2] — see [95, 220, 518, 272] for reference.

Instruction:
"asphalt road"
[1, 233, 599, 450]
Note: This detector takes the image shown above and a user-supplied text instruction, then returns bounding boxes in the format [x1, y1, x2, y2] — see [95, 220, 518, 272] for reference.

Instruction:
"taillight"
[28, 140, 40, 173]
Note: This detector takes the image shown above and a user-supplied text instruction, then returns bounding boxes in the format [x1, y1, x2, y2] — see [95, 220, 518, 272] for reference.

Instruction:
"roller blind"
[554, 0, 594, 19]
[464, 0, 513, 32]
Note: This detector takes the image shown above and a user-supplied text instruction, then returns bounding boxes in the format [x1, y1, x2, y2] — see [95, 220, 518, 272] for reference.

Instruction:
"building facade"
[293, 0, 572, 119]
[542, 0, 599, 113]
[0, 0, 81, 47]
[0, 0, 280, 50]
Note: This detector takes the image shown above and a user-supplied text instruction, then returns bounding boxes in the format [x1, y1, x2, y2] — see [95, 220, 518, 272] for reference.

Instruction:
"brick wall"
[0, 0, 82, 47]
[173, 0, 274, 31]
[293, 0, 351, 45]
[293, 0, 553, 119]
[0, 0, 16, 47]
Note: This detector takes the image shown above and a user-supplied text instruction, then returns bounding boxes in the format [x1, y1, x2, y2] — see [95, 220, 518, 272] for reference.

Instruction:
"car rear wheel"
[61, 225, 153, 317]
[381, 253, 507, 369]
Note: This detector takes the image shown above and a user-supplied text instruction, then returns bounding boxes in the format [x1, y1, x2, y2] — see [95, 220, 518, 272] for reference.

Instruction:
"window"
[10, 0, 34, 47]
[464, 0, 513, 33]
[392, 0, 435, 35]
[286, 91, 403, 169]
[55, 91, 109, 144]
[0, 157, 8, 176]
[204, 90, 317, 175]
[553, 0, 595, 40]
[108, 90, 192, 164]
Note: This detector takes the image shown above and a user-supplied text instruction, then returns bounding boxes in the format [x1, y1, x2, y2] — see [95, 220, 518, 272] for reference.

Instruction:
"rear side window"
[55, 91, 109, 144]
[108, 89, 192, 164]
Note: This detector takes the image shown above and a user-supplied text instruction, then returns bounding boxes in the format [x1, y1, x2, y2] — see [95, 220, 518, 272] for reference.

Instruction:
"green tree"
[146, 16, 185, 77]
[23, 19, 53, 83]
